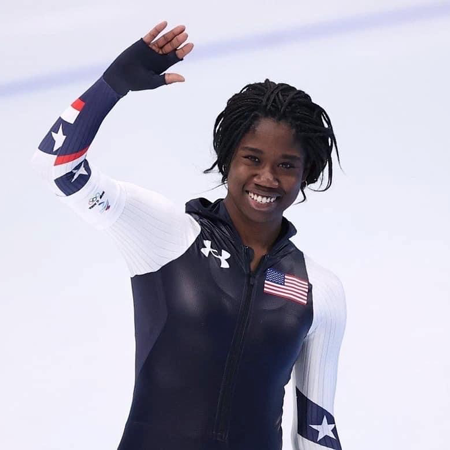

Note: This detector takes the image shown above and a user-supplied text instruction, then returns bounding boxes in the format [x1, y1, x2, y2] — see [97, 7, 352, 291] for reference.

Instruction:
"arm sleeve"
[30, 77, 201, 277]
[291, 255, 347, 450]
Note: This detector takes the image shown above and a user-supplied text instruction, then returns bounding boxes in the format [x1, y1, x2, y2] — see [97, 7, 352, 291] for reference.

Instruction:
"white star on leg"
[71, 161, 88, 182]
[51, 124, 66, 152]
[309, 416, 336, 441]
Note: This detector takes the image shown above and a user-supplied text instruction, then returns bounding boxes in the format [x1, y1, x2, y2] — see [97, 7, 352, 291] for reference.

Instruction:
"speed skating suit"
[31, 76, 347, 450]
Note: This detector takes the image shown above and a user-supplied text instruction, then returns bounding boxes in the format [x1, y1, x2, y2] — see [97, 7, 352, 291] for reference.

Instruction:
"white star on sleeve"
[71, 161, 89, 182]
[51, 124, 66, 152]
[309, 416, 337, 442]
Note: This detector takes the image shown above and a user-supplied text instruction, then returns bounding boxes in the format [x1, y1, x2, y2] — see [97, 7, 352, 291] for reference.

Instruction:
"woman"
[31, 21, 346, 450]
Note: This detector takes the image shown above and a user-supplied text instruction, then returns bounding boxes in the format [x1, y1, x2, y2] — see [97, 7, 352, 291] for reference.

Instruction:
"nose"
[254, 165, 279, 188]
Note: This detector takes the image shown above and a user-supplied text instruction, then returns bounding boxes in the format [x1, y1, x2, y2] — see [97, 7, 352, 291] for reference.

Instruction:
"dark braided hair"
[203, 79, 342, 204]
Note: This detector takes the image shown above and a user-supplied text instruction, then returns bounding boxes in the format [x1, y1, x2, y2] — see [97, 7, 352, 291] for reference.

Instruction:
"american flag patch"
[263, 268, 309, 305]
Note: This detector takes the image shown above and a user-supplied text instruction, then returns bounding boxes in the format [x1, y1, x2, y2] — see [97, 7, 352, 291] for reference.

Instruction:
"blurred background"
[1, 1, 449, 449]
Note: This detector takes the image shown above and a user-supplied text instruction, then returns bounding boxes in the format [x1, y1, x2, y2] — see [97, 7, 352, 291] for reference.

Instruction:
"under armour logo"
[201, 240, 231, 268]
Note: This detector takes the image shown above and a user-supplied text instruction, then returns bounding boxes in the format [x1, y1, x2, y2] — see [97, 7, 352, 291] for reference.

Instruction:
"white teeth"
[247, 191, 277, 204]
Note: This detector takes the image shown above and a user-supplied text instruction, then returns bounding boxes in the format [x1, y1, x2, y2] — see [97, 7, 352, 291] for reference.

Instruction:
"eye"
[244, 156, 295, 169]
[244, 155, 259, 162]
[280, 162, 295, 169]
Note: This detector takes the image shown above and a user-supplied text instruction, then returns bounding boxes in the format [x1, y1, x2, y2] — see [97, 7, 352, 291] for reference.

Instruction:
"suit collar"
[185, 197, 297, 255]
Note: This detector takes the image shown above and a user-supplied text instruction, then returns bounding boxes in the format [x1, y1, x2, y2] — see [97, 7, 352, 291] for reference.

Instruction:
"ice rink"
[1, 1, 449, 449]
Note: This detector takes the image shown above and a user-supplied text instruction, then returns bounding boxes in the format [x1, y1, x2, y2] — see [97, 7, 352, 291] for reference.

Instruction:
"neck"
[223, 196, 283, 252]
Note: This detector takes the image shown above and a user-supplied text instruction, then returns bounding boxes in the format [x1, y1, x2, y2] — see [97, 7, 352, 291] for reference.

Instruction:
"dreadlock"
[203, 79, 342, 203]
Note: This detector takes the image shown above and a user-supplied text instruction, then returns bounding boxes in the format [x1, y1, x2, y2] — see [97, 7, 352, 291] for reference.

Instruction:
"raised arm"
[291, 255, 347, 450]
[31, 21, 191, 197]
[31, 23, 201, 276]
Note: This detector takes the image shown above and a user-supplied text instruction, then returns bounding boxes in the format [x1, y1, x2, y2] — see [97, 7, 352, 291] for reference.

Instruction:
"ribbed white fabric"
[58, 168, 126, 230]
[30, 149, 61, 195]
[291, 254, 347, 450]
[31, 151, 202, 277]
[294, 435, 335, 450]
[30, 150, 126, 227]
[104, 181, 201, 277]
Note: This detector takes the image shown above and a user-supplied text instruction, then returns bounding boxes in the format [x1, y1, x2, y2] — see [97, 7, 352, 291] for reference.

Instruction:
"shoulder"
[304, 253, 345, 294]
[117, 181, 201, 232]
[303, 253, 347, 334]
[104, 181, 202, 277]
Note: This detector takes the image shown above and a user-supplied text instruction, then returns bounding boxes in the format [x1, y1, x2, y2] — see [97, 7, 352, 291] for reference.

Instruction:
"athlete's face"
[225, 117, 305, 224]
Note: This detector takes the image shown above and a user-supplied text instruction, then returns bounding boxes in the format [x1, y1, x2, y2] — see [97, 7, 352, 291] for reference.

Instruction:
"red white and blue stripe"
[263, 268, 309, 305]
[36, 77, 121, 196]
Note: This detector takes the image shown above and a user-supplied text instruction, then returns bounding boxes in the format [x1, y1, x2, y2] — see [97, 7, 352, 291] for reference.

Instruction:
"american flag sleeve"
[291, 256, 347, 450]
[30, 76, 126, 228]
[30, 77, 202, 276]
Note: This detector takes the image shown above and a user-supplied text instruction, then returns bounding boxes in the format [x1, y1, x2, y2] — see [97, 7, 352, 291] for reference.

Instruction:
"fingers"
[160, 31, 188, 53]
[165, 73, 185, 84]
[142, 21, 168, 45]
[176, 42, 194, 59]
[143, 21, 195, 62]
[153, 24, 186, 49]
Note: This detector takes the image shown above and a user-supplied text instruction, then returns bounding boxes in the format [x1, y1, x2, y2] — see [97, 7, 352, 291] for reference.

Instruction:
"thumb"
[164, 73, 185, 84]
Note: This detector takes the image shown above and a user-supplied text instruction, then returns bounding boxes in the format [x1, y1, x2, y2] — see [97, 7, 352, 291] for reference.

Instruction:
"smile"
[246, 191, 280, 209]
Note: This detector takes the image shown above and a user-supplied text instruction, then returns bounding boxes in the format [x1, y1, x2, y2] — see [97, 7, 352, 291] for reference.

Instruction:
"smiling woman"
[30, 21, 347, 450]
[205, 79, 341, 274]
[224, 118, 307, 263]
[204, 78, 341, 204]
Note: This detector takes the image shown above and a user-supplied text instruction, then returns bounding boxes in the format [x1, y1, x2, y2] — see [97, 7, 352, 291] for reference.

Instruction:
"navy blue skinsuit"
[118, 197, 313, 449]
[32, 74, 346, 450]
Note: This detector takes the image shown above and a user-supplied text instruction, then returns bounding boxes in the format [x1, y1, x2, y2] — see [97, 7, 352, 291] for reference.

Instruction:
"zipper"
[212, 246, 268, 442]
